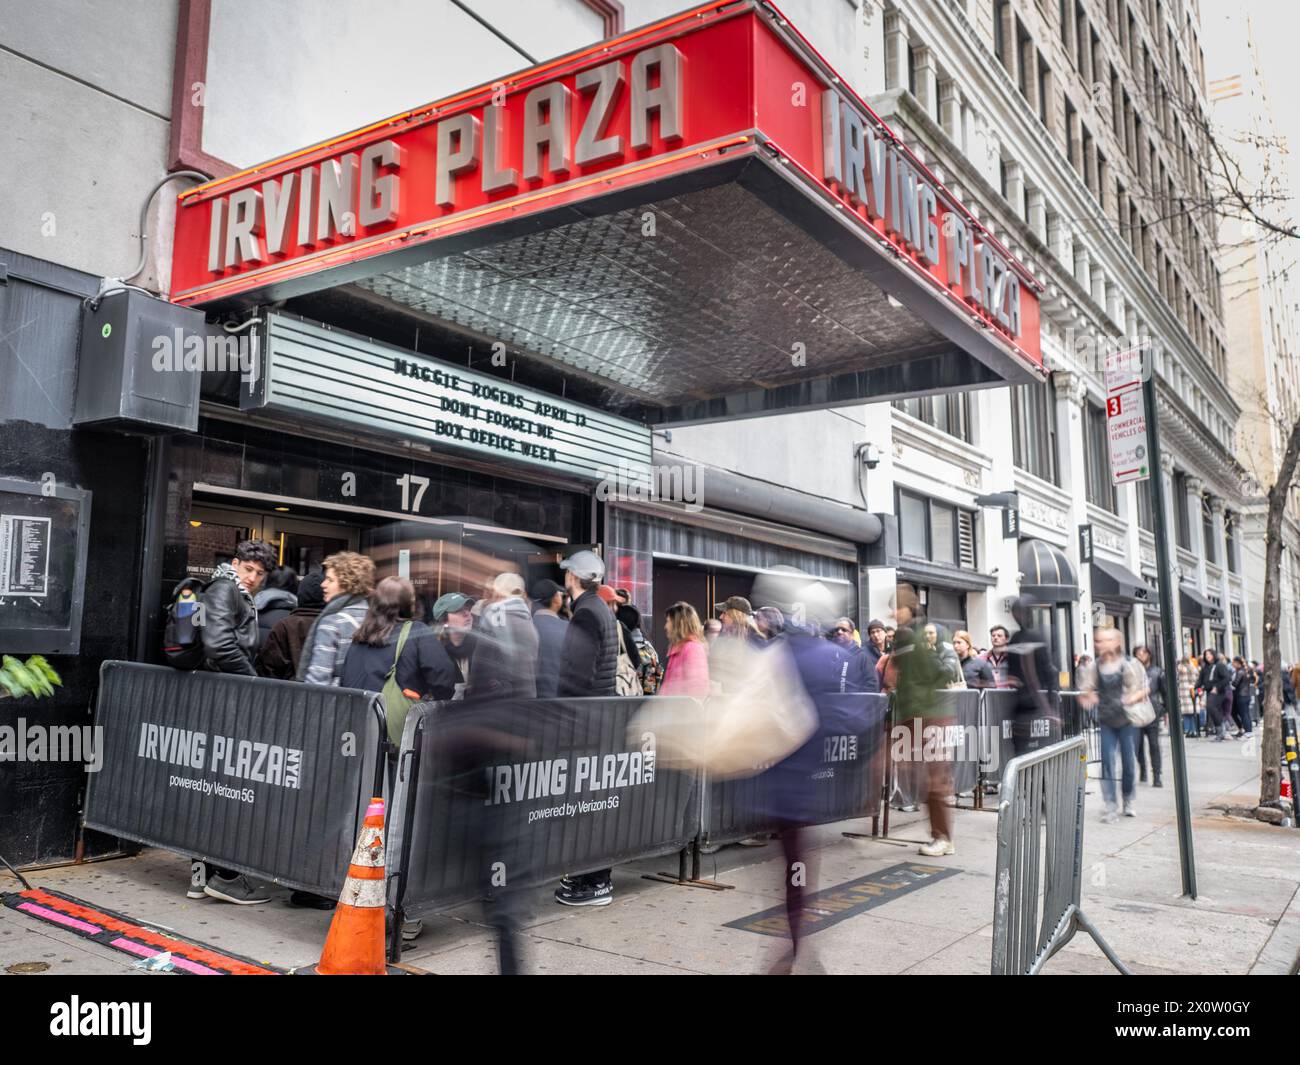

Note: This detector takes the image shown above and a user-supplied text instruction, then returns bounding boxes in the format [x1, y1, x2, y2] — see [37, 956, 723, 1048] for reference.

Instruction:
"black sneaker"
[186, 861, 208, 899]
[554, 877, 613, 907]
[204, 873, 270, 905]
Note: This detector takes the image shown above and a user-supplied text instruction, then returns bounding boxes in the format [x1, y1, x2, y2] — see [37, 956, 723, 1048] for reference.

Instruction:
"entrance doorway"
[186, 494, 572, 621]
[187, 503, 360, 582]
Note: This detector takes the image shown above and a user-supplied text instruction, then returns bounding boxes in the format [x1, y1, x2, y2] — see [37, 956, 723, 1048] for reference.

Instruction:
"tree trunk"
[1259, 416, 1300, 807]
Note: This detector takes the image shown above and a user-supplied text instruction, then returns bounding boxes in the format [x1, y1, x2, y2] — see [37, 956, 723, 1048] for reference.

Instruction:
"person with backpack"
[163, 540, 276, 676]
[175, 539, 277, 905]
[297, 552, 375, 685]
[256, 570, 325, 679]
[618, 600, 661, 695]
[598, 584, 643, 697]
[254, 566, 298, 650]
[553, 550, 618, 907]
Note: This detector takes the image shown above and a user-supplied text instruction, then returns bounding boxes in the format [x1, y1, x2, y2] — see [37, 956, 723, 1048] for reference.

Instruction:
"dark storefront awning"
[1180, 584, 1224, 622]
[1019, 539, 1077, 603]
[168, 1, 1043, 428]
[1090, 558, 1155, 604]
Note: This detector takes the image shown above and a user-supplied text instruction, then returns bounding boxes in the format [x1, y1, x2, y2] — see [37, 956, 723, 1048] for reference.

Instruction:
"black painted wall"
[0, 250, 146, 867]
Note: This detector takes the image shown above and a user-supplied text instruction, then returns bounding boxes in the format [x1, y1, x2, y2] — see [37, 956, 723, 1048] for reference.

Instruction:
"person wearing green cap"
[433, 591, 475, 696]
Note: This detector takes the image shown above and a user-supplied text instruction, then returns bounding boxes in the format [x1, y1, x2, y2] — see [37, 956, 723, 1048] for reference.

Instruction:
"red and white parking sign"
[1104, 347, 1149, 485]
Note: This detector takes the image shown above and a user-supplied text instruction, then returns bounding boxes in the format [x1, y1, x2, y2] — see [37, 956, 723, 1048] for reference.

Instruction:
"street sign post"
[1105, 347, 1150, 485]
[1121, 351, 1197, 899]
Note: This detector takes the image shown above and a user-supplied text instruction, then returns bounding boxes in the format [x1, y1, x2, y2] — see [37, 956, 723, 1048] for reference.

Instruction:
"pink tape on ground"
[18, 901, 103, 935]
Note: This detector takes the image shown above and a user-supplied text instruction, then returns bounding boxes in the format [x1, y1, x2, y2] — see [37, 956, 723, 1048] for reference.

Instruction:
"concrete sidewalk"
[3, 728, 1297, 975]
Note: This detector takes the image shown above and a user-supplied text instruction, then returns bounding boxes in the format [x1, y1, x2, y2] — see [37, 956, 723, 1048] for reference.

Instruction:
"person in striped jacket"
[297, 552, 375, 685]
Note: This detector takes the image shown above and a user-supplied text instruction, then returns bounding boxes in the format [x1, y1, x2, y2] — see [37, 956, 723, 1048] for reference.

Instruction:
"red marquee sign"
[170, 1, 1041, 369]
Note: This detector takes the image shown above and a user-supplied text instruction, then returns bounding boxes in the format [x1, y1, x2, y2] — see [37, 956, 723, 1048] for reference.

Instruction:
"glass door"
[262, 512, 360, 577]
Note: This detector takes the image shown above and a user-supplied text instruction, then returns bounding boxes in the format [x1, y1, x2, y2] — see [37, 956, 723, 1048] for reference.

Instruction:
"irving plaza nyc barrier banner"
[704, 693, 891, 845]
[388, 697, 702, 918]
[83, 663, 386, 898]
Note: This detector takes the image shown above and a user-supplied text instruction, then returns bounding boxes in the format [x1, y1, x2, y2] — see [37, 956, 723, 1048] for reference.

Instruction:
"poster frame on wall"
[0, 477, 92, 654]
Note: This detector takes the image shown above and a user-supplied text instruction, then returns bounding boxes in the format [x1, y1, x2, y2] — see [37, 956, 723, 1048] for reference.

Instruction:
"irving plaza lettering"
[821, 90, 1023, 340]
[137, 722, 302, 790]
[486, 747, 655, 807]
[392, 356, 588, 464]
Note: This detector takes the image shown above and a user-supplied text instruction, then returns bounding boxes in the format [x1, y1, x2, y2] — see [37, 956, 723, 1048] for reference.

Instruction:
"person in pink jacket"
[659, 602, 711, 697]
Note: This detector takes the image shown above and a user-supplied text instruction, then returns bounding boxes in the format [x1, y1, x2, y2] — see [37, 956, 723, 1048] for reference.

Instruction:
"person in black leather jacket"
[190, 538, 276, 907]
[201, 540, 276, 676]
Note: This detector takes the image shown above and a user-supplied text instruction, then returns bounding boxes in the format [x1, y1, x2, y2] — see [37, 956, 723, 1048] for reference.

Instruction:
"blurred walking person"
[467, 573, 539, 701]
[1005, 598, 1060, 755]
[1079, 629, 1149, 822]
[891, 584, 957, 856]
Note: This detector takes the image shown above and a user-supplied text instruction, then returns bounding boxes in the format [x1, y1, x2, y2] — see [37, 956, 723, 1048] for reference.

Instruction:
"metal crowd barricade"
[1059, 691, 1100, 773]
[700, 693, 890, 847]
[83, 662, 387, 898]
[386, 696, 703, 929]
[990, 735, 1129, 975]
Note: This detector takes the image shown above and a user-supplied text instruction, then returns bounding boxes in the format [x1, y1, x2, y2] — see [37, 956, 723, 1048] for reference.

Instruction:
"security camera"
[857, 442, 881, 470]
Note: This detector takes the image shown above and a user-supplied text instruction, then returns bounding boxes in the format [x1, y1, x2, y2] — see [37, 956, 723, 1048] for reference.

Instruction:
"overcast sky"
[1202, 1, 1299, 205]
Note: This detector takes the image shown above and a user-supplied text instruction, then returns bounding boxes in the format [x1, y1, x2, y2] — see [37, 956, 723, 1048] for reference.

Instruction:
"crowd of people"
[169, 538, 1296, 971]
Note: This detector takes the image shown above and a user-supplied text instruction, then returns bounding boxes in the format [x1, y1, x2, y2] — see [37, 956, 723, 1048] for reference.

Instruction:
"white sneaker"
[1101, 808, 1119, 824]
[1123, 803, 1136, 818]
[918, 837, 955, 856]
[401, 919, 424, 942]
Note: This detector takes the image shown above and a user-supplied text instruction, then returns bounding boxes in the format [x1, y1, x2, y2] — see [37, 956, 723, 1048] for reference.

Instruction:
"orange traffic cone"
[305, 797, 388, 975]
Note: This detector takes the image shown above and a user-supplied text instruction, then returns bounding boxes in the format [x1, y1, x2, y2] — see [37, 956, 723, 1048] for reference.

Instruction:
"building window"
[1225, 509, 1238, 574]
[1173, 470, 1191, 550]
[899, 489, 929, 558]
[1202, 497, 1217, 564]
[994, 0, 1010, 64]
[1137, 477, 1154, 532]
[892, 394, 972, 443]
[1064, 97, 1078, 167]
[1016, 21, 1033, 101]
[1011, 379, 1059, 485]
[1230, 602, 1243, 630]
[896, 489, 977, 570]
[1084, 402, 1117, 511]
[1038, 54, 1051, 127]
